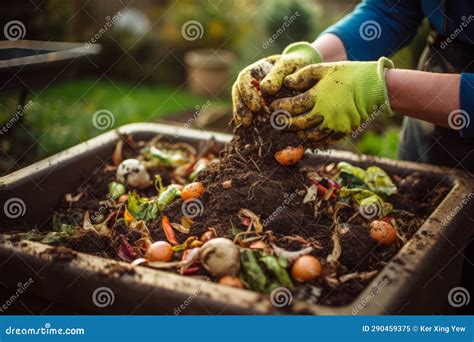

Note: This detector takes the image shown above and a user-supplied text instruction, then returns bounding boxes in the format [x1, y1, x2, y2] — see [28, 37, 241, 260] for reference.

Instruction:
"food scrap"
[10, 71, 448, 307]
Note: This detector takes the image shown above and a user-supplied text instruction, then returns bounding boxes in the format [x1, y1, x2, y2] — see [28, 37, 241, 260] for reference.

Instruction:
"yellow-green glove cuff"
[357, 57, 395, 119]
[377, 57, 394, 116]
[282, 41, 323, 64]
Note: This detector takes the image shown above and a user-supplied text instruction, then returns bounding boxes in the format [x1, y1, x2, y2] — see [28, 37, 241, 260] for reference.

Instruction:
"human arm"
[270, 61, 474, 140]
[387, 70, 474, 137]
[233, 0, 425, 123]
[386, 69, 460, 127]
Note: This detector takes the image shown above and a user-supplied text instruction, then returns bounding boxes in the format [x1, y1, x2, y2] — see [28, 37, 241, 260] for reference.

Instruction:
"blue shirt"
[324, 0, 474, 137]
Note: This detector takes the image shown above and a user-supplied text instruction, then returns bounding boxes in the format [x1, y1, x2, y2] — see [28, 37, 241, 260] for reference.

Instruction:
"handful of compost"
[232, 55, 344, 167]
[233, 43, 394, 151]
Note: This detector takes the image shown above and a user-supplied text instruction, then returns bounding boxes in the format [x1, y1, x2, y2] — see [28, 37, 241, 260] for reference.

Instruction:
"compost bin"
[0, 123, 472, 315]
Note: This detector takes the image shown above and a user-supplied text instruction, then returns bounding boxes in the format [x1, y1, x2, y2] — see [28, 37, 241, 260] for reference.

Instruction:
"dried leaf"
[303, 184, 318, 203]
[271, 243, 314, 264]
[238, 208, 263, 234]
[65, 192, 84, 204]
[339, 270, 378, 283]
[112, 139, 124, 166]
[326, 227, 341, 264]
[171, 222, 190, 234]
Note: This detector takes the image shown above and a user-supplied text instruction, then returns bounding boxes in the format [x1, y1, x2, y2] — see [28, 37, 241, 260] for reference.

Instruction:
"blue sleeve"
[322, 0, 424, 61]
[460, 73, 474, 138]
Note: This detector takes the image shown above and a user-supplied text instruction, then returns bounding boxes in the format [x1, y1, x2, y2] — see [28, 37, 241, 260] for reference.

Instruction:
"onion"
[199, 238, 240, 277]
[145, 241, 173, 262]
[291, 255, 322, 283]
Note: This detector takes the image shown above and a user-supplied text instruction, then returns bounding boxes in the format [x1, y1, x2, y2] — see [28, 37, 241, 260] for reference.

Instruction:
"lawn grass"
[1, 78, 400, 174]
[1, 79, 225, 170]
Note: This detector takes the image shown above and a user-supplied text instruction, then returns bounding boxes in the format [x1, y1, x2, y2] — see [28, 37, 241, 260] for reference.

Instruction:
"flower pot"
[183, 49, 235, 97]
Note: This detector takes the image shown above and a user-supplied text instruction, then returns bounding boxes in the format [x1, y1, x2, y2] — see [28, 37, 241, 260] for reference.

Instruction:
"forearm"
[312, 33, 347, 62]
[385, 69, 461, 127]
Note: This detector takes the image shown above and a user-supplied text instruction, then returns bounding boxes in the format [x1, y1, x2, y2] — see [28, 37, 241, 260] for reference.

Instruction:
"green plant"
[355, 128, 400, 159]
[0, 80, 224, 173]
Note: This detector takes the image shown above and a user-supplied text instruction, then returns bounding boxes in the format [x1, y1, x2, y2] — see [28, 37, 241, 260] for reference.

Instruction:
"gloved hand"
[259, 42, 322, 94]
[269, 57, 395, 143]
[232, 55, 279, 126]
[232, 42, 322, 126]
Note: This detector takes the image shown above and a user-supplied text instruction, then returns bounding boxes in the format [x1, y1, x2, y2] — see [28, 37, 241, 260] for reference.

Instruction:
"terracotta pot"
[184, 49, 235, 97]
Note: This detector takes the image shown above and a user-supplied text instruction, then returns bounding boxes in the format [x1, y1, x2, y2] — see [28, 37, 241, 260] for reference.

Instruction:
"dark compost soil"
[5, 76, 449, 307]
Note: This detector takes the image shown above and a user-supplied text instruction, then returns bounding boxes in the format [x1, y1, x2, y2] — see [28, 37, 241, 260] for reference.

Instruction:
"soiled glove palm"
[269, 57, 394, 142]
[232, 55, 279, 126]
[259, 42, 322, 94]
[232, 42, 322, 126]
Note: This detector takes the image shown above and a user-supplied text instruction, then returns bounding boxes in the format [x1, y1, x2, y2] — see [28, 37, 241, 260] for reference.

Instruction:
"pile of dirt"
[7, 66, 450, 307]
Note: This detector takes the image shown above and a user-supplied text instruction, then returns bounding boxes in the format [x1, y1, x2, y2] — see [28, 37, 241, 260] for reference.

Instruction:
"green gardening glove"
[233, 42, 321, 126]
[232, 55, 279, 126]
[269, 57, 394, 143]
[260, 42, 322, 95]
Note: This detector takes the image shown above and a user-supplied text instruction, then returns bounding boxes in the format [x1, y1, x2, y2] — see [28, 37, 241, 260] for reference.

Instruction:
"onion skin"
[274, 145, 304, 166]
[249, 241, 267, 250]
[200, 230, 216, 243]
[199, 238, 240, 277]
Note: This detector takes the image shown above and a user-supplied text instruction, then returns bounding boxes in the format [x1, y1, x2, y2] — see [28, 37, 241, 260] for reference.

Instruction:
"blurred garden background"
[0, 0, 431, 175]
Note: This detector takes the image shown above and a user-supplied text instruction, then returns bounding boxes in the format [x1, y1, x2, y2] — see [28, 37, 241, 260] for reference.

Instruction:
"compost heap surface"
[5, 86, 449, 309]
